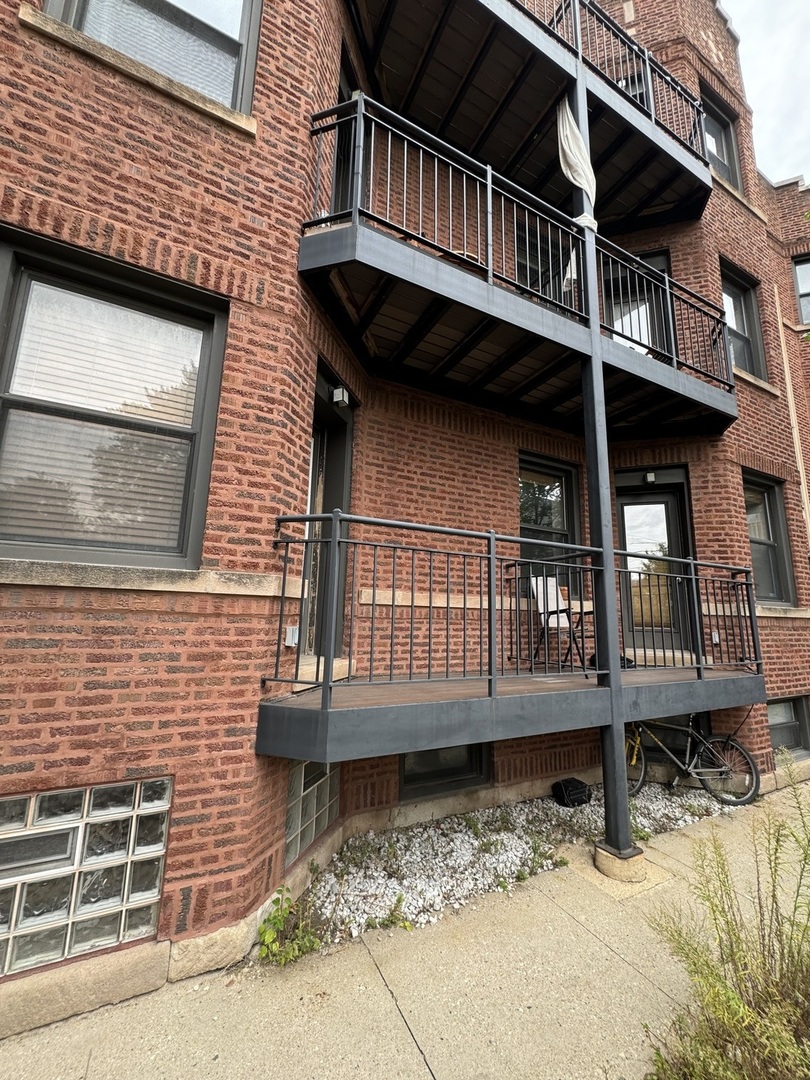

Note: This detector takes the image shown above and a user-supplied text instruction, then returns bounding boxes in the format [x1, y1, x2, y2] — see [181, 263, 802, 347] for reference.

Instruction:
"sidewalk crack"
[363, 939, 437, 1079]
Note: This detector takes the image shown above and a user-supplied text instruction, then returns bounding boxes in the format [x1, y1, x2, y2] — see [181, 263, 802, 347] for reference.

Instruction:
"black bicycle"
[625, 715, 760, 806]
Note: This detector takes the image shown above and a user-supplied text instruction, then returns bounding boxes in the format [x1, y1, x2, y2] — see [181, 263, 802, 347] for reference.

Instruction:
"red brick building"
[0, 0, 808, 1029]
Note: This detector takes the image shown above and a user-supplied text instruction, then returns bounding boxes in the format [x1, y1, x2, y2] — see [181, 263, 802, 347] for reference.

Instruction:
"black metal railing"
[269, 511, 600, 708]
[308, 96, 587, 321]
[616, 551, 761, 675]
[265, 512, 761, 707]
[511, 0, 706, 159]
[597, 239, 732, 389]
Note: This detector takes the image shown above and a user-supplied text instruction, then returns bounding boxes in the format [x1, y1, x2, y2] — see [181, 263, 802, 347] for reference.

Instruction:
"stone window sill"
[19, 4, 257, 136]
[733, 366, 780, 397]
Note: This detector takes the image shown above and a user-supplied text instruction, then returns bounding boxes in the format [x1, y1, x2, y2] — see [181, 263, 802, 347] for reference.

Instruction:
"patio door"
[617, 482, 691, 661]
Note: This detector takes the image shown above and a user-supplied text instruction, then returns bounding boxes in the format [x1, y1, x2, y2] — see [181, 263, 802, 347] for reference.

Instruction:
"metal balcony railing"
[616, 550, 761, 675]
[265, 512, 761, 708]
[306, 97, 731, 392]
[597, 239, 732, 389]
[308, 97, 587, 322]
[510, 0, 706, 159]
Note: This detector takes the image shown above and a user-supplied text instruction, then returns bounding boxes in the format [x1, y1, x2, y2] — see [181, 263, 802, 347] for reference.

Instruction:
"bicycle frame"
[628, 718, 730, 780]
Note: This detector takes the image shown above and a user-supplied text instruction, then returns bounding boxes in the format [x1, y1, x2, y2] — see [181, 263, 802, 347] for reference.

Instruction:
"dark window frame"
[721, 264, 767, 381]
[44, 0, 263, 115]
[400, 744, 492, 801]
[701, 90, 742, 189]
[518, 453, 581, 551]
[794, 257, 810, 326]
[768, 698, 810, 756]
[743, 471, 795, 605]
[0, 229, 226, 570]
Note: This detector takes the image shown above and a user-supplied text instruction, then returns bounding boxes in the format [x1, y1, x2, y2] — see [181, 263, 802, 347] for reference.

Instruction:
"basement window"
[401, 744, 491, 800]
[44, 0, 263, 112]
[285, 763, 340, 866]
[768, 699, 810, 755]
[0, 779, 171, 976]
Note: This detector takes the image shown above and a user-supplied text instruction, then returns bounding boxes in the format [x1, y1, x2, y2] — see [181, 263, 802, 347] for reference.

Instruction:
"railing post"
[643, 49, 655, 120]
[571, 0, 582, 58]
[721, 320, 733, 384]
[486, 164, 494, 285]
[320, 509, 344, 711]
[745, 570, 764, 672]
[686, 558, 705, 680]
[697, 108, 707, 158]
[351, 93, 366, 226]
[488, 530, 498, 698]
[663, 272, 677, 366]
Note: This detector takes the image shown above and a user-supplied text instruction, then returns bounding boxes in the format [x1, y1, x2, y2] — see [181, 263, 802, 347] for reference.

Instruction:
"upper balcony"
[301, 97, 736, 438]
[345, 0, 711, 234]
[256, 512, 765, 762]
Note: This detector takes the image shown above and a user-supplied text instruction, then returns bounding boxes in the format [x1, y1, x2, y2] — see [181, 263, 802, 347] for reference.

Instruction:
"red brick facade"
[0, 0, 808, 974]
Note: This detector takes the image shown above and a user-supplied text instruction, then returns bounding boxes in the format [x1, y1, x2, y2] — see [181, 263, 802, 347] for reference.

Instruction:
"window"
[702, 95, 741, 188]
[401, 745, 491, 800]
[722, 270, 766, 379]
[0, 236, 225, 568]
[519, 456, 579, 559]
[768, 699, 810, 754]
[795, 259, 810, 325]
[743, 473, 794, 604]
[45, 0, 262, 112]
[0, 779, 171, 976]
[285, 762, 340, 866]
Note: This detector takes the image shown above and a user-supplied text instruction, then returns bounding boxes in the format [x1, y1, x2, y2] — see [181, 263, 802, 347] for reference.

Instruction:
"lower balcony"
[256, 513, 766, 762]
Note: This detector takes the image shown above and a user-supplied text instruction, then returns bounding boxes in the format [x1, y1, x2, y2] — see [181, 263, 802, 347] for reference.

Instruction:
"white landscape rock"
[308, 784, 729, 942]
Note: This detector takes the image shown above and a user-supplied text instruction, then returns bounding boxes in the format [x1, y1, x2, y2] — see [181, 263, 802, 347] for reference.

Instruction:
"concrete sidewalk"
[0, 789, 790, 1080]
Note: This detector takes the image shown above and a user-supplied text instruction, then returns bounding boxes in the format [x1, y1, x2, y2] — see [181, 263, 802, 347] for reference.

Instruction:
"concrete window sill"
[733, 366, 780, 396]
[18, 4, 257, 137]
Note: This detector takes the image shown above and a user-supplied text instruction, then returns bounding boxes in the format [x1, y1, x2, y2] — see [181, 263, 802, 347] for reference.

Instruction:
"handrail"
[277, 509, 602, 555]
[510, 0, 706, 159]
[596, 236, 724, 315]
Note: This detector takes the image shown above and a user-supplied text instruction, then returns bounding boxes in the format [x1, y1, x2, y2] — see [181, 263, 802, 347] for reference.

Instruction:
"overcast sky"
[720, 0, 809, 183]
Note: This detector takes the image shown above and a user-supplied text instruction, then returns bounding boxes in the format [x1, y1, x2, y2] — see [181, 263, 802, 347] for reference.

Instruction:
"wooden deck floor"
[278, 665, 753, 711]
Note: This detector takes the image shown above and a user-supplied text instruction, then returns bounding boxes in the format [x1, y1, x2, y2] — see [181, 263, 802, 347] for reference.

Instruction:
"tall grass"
[649, 754, 810, 1079]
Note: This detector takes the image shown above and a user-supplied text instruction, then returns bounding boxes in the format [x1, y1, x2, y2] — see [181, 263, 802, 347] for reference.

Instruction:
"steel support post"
[568, 78, 636, 858]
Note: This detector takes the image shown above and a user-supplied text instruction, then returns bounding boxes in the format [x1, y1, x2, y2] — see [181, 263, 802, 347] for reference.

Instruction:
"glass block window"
[0, 779, 171, 976]
[285, 763, 340, 867]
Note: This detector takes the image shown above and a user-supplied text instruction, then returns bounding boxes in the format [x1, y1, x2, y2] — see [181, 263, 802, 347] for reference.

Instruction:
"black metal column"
[568, 76, 637, 858]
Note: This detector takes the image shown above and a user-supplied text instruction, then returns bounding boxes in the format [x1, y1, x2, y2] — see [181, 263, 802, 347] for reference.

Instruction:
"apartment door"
[617, 481, 691, 658]
[301, 371, 353, 662]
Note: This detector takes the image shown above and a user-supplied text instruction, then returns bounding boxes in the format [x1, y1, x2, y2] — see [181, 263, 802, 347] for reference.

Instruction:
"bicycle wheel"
[697, 737, 760, 805]
[625, 728, 647, 797]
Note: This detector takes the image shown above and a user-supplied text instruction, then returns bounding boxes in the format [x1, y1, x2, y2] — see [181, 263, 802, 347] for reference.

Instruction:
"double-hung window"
[743, 472, 794, 604]
[795, 259, 810, 325]
[702, 94, 741, 189]
[722, 269, 766, 380]
[0, 237, 225, 568]
[45, 0, 263, 112]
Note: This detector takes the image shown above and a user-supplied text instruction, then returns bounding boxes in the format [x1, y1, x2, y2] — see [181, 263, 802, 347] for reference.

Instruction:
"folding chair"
[530, 575, 586, 669]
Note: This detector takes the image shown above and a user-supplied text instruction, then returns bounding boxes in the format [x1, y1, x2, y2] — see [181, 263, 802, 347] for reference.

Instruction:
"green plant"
[308, 859, 320, 877]
[648, 752, 810, 1078]
[463, 813, 482, 838]
[258, 886, 322, 967]
[516, 868, 529, 882]
[377, 892, 413, 931]
[479, 836, 501, 855]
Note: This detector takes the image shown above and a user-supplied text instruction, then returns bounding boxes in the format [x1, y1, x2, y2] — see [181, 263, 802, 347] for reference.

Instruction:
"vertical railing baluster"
[351, 96, 366, 226]
[347, 539, 357, 683]
[486, 165, 494, 284]
[320, 510, 344, 711]
[686, 559, 705, 680]
[369, 543, 378, 683]
[389, 547, 397, 681]
[428, 550, 434, 679]
[488, 532, 498, 697]
[409, 548, 416, 680]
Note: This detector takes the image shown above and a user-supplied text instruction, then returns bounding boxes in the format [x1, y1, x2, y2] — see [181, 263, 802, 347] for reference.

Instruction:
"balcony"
[256, 513, 766, 762]
[345, 0, 710, 231]
[301, 97, 736, 437]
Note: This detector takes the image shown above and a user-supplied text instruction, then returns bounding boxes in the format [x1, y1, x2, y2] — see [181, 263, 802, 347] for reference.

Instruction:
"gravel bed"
[309, 784, 731, 942]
